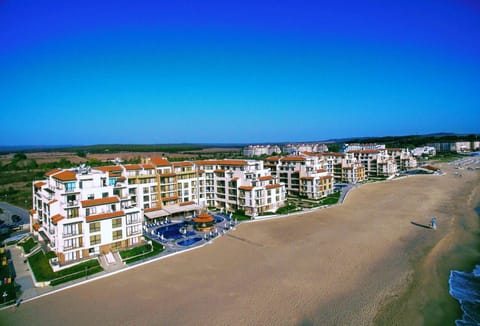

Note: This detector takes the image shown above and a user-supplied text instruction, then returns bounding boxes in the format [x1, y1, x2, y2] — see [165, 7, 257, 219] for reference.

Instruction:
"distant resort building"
[315, 152, 366, 183]
[412, 146, 436, 157]
[30, 158, 286, 266]
[427, 141, 480, 153]
[342, 143, 385, 153]
[265, 154, 335, 198]
[281, 143, 328, 155]
[242, 145, 281, 157]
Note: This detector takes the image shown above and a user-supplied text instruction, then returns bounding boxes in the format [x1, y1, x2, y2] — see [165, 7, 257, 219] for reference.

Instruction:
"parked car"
[11, 215, 21, 223]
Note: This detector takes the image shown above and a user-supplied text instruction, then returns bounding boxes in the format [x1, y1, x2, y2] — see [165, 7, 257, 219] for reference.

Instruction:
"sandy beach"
[1, 162, 479, 325]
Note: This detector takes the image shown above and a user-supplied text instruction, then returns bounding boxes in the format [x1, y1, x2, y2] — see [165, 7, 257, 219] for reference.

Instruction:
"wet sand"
[1, 163, 478, 325]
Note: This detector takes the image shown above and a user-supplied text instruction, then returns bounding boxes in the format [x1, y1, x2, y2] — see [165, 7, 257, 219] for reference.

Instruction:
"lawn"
[18, 237, 37, 254]
[119, 243, 152, 260]
[319, 191, 341, 205]
[123, 239, 164, 264]
[28, 251, 103, 285]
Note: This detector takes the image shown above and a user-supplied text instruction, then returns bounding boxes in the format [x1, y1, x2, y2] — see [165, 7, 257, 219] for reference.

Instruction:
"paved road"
[0, 201, 29, 225]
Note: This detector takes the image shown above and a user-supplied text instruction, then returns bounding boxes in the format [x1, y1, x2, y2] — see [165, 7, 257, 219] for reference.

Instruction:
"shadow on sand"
[410, 221, 433, 229]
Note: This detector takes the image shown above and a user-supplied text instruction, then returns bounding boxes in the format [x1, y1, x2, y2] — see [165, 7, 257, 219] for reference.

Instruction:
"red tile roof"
[195, 159, 248, 166]
[45, 168, 61, 176]
[29, 209, 36, 215]
[144, 206, 163, 213]
[86, 210, 125, 222]
[258, 175, 273, 181]
[48, 199, 57, 205]
[81, 197, 119, 207]
[124, 164, 142, 170]
[172, 161, 193, 167]
[265, 183, 282, 189]
[34, 181, 46, 188]
[162, 195, 178, 201]
[33, 223, 40, 231]
[52, 214, 64, 224]
[150, 157, 171, 166]
[160, 172, 176, 177]
[95, 166, 123, 172]
[179, 201, 196, 206]
[281, 156, 305, 162]
[52, 170, 77, 181]
[239, 186, 254, 191]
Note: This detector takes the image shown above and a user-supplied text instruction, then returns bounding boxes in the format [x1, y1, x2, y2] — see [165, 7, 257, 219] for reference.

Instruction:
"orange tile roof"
[160, 172, 176, 177]
[81, 196, 119, 207]
[281, 156, 305, 162]
[239, 186, 254, 191]
[150, 157, 171, 166]
[195, 159, 248, 166]
[265, 183, 282, 189]
[179, 201, 196, 206]
[320, 175, 333, 180]
[34, 181, 46, 188]
[45, 168, 61, 176]
[316, 168, 326, 173]
[124, 164, 142, 170]
[86, 210, 125, 222]
[51, 214, 64, 224]
[48, 199, 57, 205]
[258, 175, 273, 181]
[52, 170, 77, 181]
[95, 166, 123, 172]
[231, 177, 239, 181]
[33, 223, 40, 231]
[266, 157, 280, 161]
[144, 206, 163, 213]
[162, 195, 178, 201]
[214, 169, 225, 173]
[172, 161, 193, 167]
[300, 176, 314, 180]
[29, 209, 36, 215]
[142, 164, 155, 169]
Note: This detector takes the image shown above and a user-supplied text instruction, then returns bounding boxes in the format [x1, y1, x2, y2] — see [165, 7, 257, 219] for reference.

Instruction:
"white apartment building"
[315, 152, 366, 183]
[386, 148, 418, 170]
[412, 146, 436, 157]
[265, 155, 334, 199]
[194, 159, 285, 216]
[343, 143, 385, 152]
[349, 149, 397, 177]
[281, 143, 329, 155]
[30, 165, 143, 266]
[243, 145, 281, 157]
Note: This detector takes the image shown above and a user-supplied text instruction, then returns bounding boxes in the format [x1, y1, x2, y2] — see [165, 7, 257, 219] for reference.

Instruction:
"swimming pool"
[177, 237, 202, 247]
[156, 222, 185, 240]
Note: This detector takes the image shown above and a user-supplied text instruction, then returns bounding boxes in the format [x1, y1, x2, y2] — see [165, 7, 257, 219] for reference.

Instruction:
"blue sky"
[1, 0, 479, 146]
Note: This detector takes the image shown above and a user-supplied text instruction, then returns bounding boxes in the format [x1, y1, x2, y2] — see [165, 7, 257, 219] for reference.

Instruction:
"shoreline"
[0, 161, 478, 325]
[374, 165, 480, 325]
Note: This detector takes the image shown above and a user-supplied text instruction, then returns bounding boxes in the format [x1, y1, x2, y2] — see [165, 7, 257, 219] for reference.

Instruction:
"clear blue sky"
[1, 0, 479, 146]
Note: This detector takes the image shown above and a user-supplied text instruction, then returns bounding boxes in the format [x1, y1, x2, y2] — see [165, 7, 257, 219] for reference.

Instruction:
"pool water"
[156, 222, 185, 240]
[177, 237, 202, 247]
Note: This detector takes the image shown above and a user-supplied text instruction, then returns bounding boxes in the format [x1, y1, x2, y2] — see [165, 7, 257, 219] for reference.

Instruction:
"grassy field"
[28, 251, 103, 285]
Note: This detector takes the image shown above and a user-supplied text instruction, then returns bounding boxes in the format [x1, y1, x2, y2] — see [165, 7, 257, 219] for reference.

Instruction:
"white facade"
[30, 166, 143, 265]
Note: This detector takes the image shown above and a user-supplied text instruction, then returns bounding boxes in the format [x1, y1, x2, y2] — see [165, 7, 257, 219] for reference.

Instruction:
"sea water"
[449, 206, 480, 326]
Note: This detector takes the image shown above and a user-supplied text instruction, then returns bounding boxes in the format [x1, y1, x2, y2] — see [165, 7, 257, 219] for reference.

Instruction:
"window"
[112, 230, 122, 240]
[66, 182, 75, 192]
[102, 192, 108, 198]
[90, 234, 101, 245]
[63, 224, 77, 236]
[89, 222, 100, 233]
[112, 218, 122, 228]
[85, 207, 96, 216]
[88, 194, 94, 200]
[126, 213, 140, 224]
[111, 241, 122, 250]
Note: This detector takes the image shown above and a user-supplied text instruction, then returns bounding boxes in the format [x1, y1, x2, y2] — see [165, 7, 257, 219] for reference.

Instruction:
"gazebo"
[193, 212, 215, 232]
